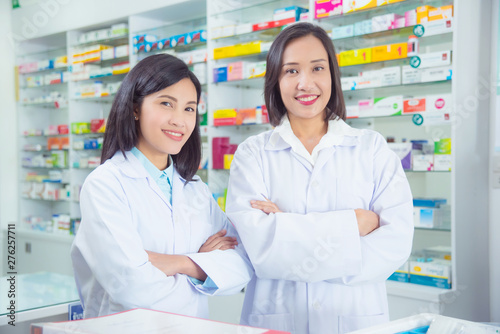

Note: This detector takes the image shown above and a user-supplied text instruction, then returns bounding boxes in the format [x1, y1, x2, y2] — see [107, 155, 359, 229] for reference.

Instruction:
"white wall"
[1, 0, 19, 271]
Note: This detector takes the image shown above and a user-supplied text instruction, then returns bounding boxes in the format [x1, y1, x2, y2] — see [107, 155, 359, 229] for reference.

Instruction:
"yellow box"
[428, 5, 453, 21]
[234, 41, 261, 57]
[339, 48, 372, 66]
[416, 5, 436, 24]
[224, 154, 234, 169]
[371, 43, 407, 62]
[213, 45, 236, 60]
[214, 109, 237, 119]
[344, 0, 377, 13]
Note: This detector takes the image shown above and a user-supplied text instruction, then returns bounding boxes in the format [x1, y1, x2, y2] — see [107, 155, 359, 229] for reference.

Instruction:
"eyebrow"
[157, 94, 197, 105]
[282, 59, 327, 67]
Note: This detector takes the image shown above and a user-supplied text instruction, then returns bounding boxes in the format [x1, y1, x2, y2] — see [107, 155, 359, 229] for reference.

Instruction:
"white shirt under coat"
[226, 117, 414, 334]
[71, 151, 253, 319]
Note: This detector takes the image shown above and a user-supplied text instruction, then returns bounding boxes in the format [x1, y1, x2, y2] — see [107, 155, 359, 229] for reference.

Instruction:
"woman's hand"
[250, 198, 282, 214]
[145, 251, 207, 281]
[199, 229, 238, 253]
[355, 209, 380, 236]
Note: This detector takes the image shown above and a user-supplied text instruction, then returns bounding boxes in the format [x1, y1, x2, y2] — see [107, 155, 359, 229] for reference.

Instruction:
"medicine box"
[330, 24, 354, 40]
[372, 95, 403, 116]
[344, 0, 377, 14]
[417, 51, 451, 69]
[213, 66, 228, 83]
[388, 261, 409, 282]
[421, 66, 452, 82]
[409, 258, 451, 289]
[426, 94, 452, 113]
[428, 5, 453, 21]
[402, 66, 421, 84]
[354, 19, 372, 36]
[371, 43, 407, 62]
[273, 6, 308, 21]
[413, 205, 451, 230]
[339, 48, 372, 66]
[403, 97, 426, 114]
[379, 67, 401, 86]
[412, 154, 433, 171]
[372, 14, 403, 33]
[434, 154, 452, 171]
[315, 0, 343, 19]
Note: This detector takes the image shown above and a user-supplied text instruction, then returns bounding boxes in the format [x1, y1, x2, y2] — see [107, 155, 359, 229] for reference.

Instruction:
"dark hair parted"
[264, 22, 346, 126]
[101, 53, 202, 182]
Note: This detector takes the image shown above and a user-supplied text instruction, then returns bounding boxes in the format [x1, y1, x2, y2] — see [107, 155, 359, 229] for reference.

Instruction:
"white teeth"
[297, 96, 318, 102]
[164, 131, 182, 137]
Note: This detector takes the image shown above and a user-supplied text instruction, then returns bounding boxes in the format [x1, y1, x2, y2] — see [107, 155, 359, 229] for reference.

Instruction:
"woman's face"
[279, 34, 332, 124]
[135, 78, 198, 169]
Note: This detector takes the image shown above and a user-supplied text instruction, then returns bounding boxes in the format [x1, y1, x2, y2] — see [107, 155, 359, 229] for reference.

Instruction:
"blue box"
[170, 33, 188, 47]
[388, 271, 409, 282]
[144, 41, 158, 53]
[68, 301, 83, 320]
[133, 34, 157, 45]
[413, 198, 447, 208]
[157, 38, 170, 49]
[187, 30, 207, 44]
[213, 66, 228, 83]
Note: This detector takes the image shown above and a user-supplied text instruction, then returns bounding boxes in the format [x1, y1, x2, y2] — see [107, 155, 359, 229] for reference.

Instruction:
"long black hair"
[264, 22, 346, 126]
[101, 54, 202, 182]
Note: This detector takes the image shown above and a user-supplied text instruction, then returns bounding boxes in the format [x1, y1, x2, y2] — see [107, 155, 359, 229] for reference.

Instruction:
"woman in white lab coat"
[226, 23, 414, 334]
[71, 54, 253, 319]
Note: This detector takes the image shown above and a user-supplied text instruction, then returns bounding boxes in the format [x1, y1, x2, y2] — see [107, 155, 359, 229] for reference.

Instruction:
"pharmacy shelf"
[210, 0, 308, 19]
[15, 228, 75, 243]
[212, 26, 284, 42]
[386, 280, 453, 303]
[71, 34, 129, 48]
[21, 197, 69, 203]
[20, 101, 67, 108]
[136, 41, 207, 57]
[18, 67, 68, 76]
[22, 166, 69, 170]
[22, 134, 69, 138]
[71, 94, 116, 103]
[342, 79, 451, 94]
[22, 149, 69, 153]
[75, 55, 130, 66]
[20, 82, 67, 89]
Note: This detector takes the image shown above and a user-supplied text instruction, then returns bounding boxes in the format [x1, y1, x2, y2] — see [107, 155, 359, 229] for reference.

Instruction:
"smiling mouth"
[163, 130, 182, 137]
[296, 95, 319, 102]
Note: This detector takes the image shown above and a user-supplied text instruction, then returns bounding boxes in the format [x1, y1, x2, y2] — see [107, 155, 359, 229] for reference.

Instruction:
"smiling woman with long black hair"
[71, 54, 252, 319]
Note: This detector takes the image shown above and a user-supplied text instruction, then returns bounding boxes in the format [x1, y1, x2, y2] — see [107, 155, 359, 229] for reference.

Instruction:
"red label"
[435, 98, 446, 109]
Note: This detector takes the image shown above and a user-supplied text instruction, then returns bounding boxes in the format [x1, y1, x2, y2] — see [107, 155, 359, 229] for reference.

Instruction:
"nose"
[297, 71, 315, 91]
[168, 110, 185, 128]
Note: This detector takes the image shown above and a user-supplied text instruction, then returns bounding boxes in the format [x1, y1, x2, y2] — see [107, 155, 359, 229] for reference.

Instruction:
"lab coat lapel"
[312, 146, 336, 178]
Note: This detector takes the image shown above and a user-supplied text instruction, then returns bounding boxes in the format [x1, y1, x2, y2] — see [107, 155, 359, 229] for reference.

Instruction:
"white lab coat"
[226, 119, 414, 334]
[71, 151, 253, 319]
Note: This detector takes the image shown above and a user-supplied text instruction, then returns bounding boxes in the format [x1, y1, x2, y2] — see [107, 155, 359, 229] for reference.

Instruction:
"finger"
[211, 237, 238, 250]
[204, 229, 227, 245]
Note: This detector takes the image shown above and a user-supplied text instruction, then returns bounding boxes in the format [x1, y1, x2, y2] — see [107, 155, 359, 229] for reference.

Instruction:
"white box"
[341, 77, 354, 91]
[101, 48, 115, 60]
[426, 94, 452, 112]
[418, 51, 451, 69]
[379, 67, 401, 86]
[372, 14, 403, 33]
[402, 66, 422, 84]
[346, 104, 359, 118]
[115, 45, 129, 58]
[372, 95, 403, 116]
[421, 66, 452, 82]
[330, 24, 354, 40]
[236, 23, 253, 35]
[413, 154, 434, 171]
[434, 154, 452, 171]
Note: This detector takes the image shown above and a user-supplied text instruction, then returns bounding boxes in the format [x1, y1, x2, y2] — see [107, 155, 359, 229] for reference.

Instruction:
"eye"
[285, 68, 298, 74]
[313, 66, 325, 71]
[161, 101, 172, 107]
[185, 107, 196, 112]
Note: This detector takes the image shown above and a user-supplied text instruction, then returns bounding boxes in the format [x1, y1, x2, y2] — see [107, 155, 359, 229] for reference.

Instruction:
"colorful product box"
[213, 45, 236, 60]
[372, 14, 404, 33]
[273, 6, 308, 21]
[213, 109, 237, 126]
[187, 30, 207, 44]
[133, 34, 156, 45]
[428, 5, 453, 21]
[434, 138, 451, 155]
[330, 24, 354, 39]
[235, 23, 253, 35]
[434, 154, 452, 171]
[90, 119, 106, 133]
[403, 97, 426, 114]
[413, 154, 434, 171]
[372, 95, 403, 116]
[315, 0, 343, 19]
[343, 0, 377, 14]
[405, 9, 417, 26]
[213, 66, 228, 83]
[426, 94, 451, 113]
[371, 42, 407, 62]
[234, 41, 262, 57]
[252, 17, 295, 31]
[358, 99, 374, 115]
[157, 38, 171, 50]
[246, 61, 266, 78]
[144, 41, 158, 53]
[227, 62, 247, 81]
[409, 258, 451, 288]
[416, 5, 435, 24]
[170, 33, 188, 47]
[111, 62, 130, 75]
[339, 48, 372, 66]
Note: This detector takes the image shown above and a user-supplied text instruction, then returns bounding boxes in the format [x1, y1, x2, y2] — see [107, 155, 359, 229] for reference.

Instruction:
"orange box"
[416, 5, 436, 24]
[47, 137, 61, 150]
[403, 97, 426, 114]
[428, 5, 453, 21]
[339, 48, 372, 66]
[371, 43, 407, 62]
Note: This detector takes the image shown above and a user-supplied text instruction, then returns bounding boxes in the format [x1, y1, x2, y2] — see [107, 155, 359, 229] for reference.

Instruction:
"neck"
[287, 114, 328, 154]
[136, 144, 170, 170]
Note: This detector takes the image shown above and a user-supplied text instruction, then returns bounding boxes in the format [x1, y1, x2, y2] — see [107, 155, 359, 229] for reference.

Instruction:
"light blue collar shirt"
[131, 147, 174, 205]
[131, 147, 217, 289]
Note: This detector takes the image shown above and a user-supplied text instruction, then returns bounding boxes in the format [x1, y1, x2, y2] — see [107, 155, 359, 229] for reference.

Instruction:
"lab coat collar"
[265, 116, 362, 151]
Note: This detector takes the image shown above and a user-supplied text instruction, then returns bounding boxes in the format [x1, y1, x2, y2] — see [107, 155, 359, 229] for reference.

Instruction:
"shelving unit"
[11, 0, 491, 323]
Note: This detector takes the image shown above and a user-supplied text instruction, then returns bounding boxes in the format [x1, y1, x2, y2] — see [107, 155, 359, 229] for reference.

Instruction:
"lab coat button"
[313, 301, 321, 310]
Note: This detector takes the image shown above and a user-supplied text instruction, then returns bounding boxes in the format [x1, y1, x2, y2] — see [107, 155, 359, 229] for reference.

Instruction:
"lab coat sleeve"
[71, 167, 197, 312]
[226, 139, 363, 283]
[186, 184, 254, 296]
[334, 132, 414, 285]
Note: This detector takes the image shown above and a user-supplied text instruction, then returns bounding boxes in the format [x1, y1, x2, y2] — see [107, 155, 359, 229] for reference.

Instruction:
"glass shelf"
[73, 148, 102, 151]
[210, 0, 308, 21]
[21, 197, 70, 203]
[72, 94, 116, 103]
[19, 66, 68, 76]
[16, 46, 67, 59]
[21, 180, 68, 184]
[71, 72, 127, 83]
[22, 149, 69, 153]
[71, 34, 129, 48]
[342, 79, 452, 95]
[20, 101, 67, 108]
[405, 170, 451, 174]
[73, 55, 130, 66]
[214, 76, 265, 89]
[72, 132, 105, 137]
[20, 82, 68, 89]
[415, 226, 451, 232]
[133, 16, 206, 37]
[22, 134, 69, 138]
[0, 272, 79, 317]
[214, 51, 268, 63]
[212, 123, 272, 130]
[136, 41, 207, 58]
[212, 26, 284, 45]
[22, 166, 69, 170]
[316, 0, 452, 25]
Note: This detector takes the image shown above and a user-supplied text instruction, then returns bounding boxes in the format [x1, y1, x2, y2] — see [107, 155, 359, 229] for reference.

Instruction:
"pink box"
[405, 9, 417, 26]
[315, 0, 343, 19]
[212, 137, 238, 169]
[227, 62, 245, 81]
[394, 17, 406, 29]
